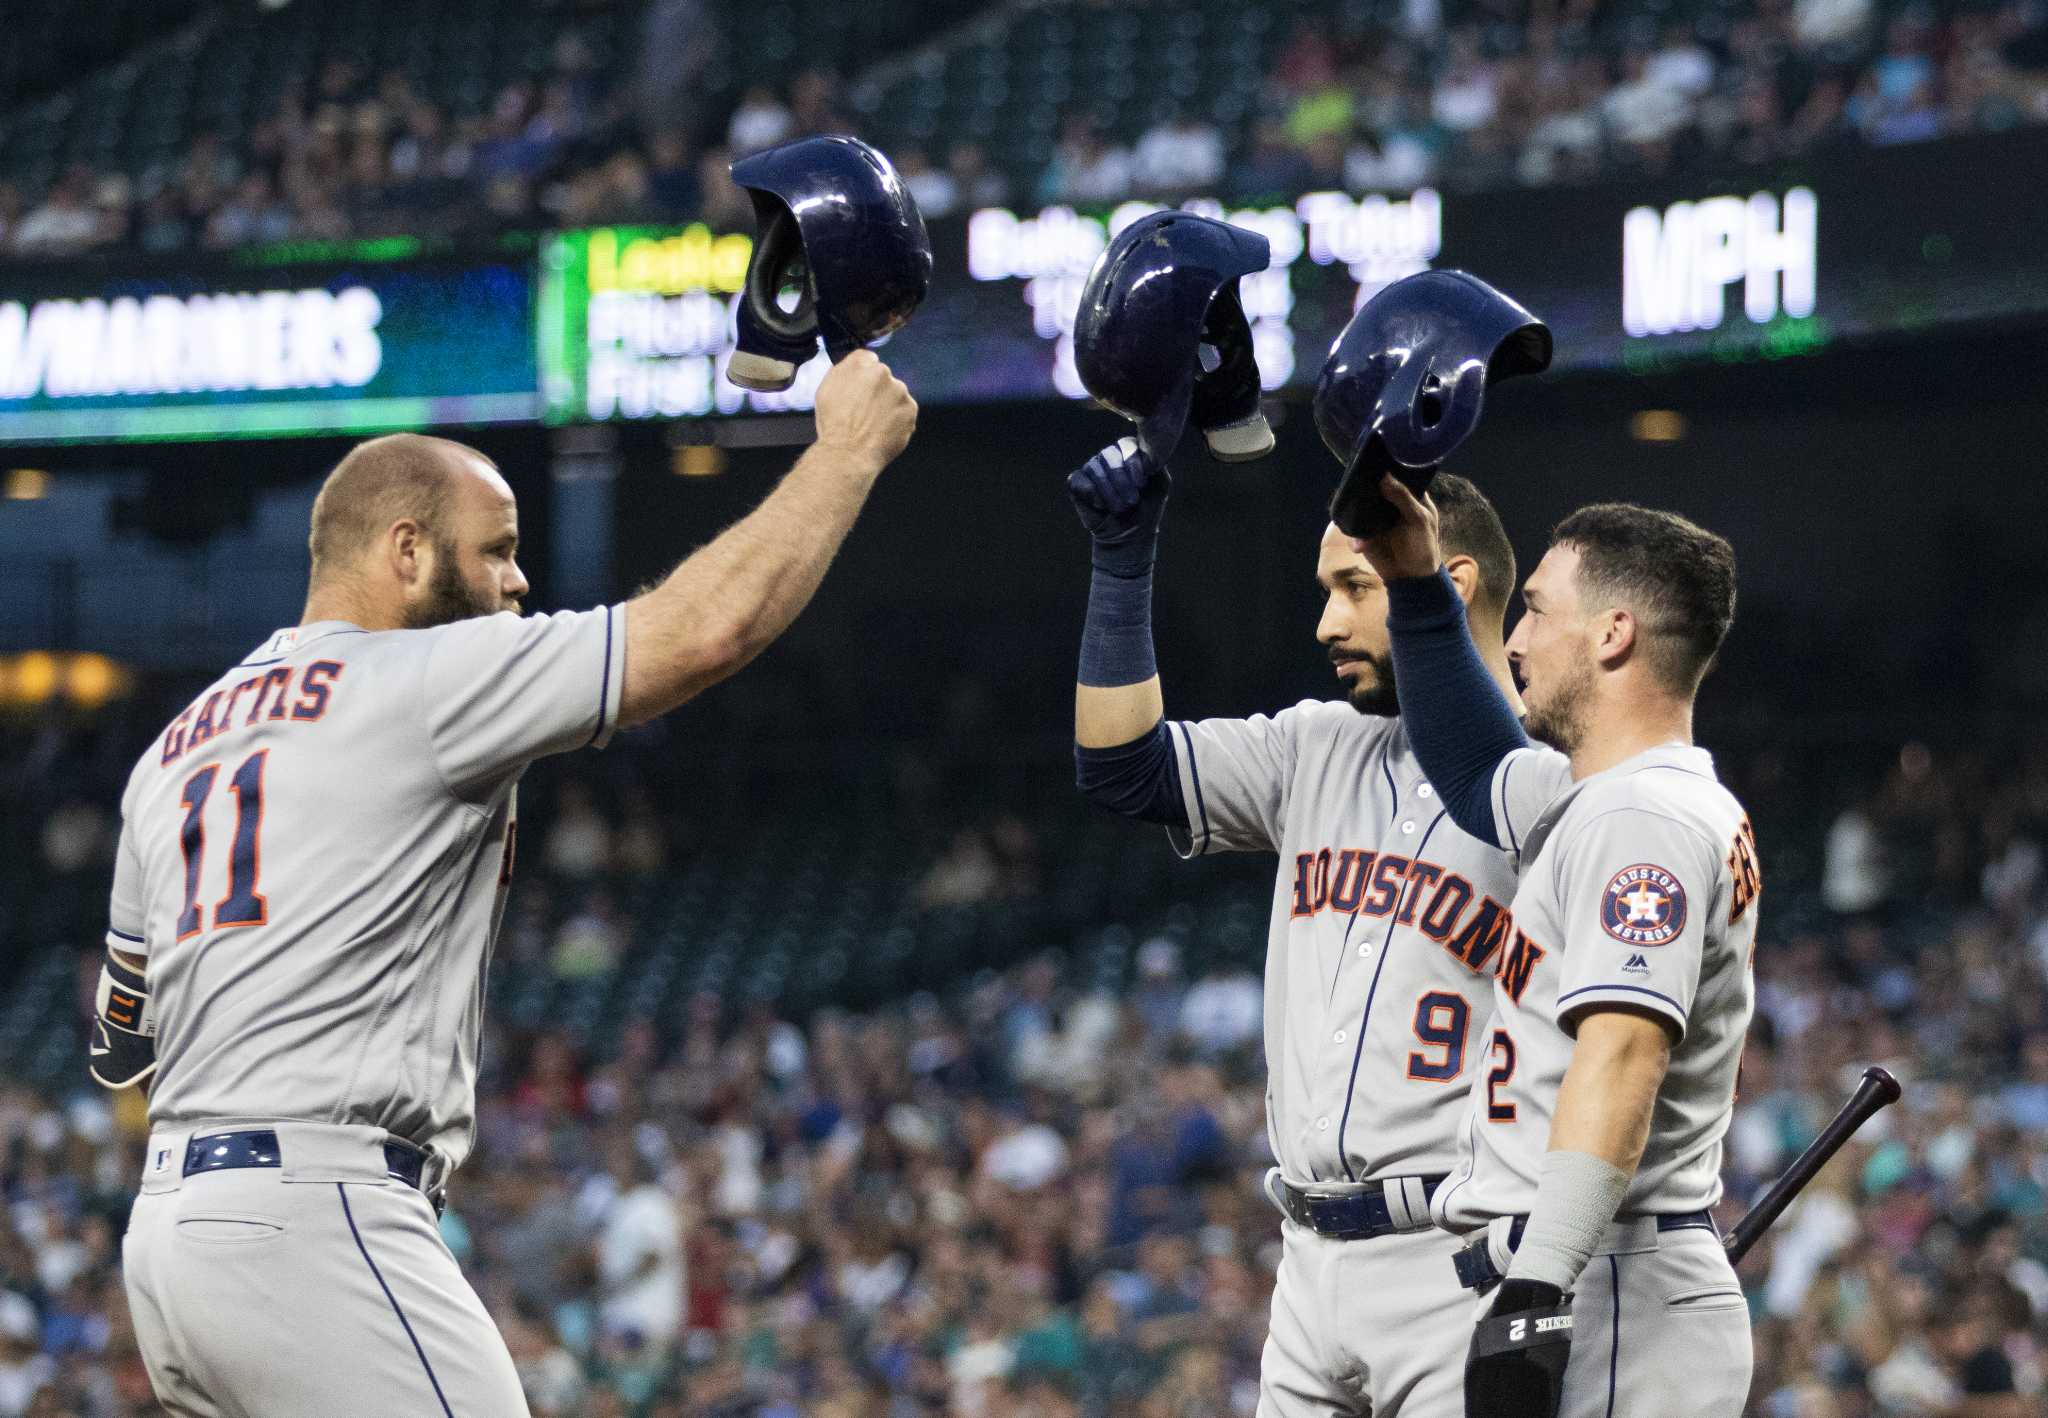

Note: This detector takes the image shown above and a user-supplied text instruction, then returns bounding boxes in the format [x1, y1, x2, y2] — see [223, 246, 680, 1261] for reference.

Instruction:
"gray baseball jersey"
[1433, 744, 1760, 1229]
[105, 609, 625, 1170]
[1167, 700, 1527, 1184]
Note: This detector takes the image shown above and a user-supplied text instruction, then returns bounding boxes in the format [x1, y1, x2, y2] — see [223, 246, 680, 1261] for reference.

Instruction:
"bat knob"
[1863, 1065, 1902, 1104]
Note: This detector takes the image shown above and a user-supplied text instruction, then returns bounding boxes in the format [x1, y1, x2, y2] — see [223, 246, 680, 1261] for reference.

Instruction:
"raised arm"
[1355, 473, 1530, 843]
[1069, 439, 1184, 825]
[618, 352, 917, 727]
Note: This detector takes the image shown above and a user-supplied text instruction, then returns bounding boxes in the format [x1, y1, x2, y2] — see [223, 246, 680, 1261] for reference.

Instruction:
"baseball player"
[89, 351, 917, 1416]
[1357, 473, 1755, 1418]
[1068, 438, 1534, 1416]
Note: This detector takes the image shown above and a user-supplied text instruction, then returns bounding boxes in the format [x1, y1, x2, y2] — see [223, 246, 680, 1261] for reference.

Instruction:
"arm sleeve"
[1383, 569, 1531, 846]
[1163, 705, 1302, 857]
[425, 604, 627, 797]
[1074, 722, 1187, 826]
[1553, 807, 1719, 1041]
[106, 817, 146, 956]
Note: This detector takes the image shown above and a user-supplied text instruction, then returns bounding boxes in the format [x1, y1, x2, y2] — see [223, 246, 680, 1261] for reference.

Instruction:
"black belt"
[1276, 1175, 1446, 1241]
[1453, 1209, 1719, 1292]
[182, 1129, 432, 1194]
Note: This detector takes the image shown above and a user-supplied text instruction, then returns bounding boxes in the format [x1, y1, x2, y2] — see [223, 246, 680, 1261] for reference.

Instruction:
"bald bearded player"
[91, 352, 916, 1417]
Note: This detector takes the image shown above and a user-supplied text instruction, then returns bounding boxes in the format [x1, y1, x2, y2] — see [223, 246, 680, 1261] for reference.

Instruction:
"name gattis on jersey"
[160, 660, 344, 768]
[1599, 864, 1688, 946]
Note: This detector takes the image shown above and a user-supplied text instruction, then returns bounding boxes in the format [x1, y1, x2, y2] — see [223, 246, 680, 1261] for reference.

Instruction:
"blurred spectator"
[918, 827, 1000, 909]
[1230, 120, 1315, 200]
[727, 86, 793, 155]
[644, 131, 700, 216]
[1270, 20, 1338, 95]
[594, 1144, 686, 1357]
[1647, 21, 1718, 96]
[1604, 47, 1697, 156]
[0, 1291, 49, 1413]
[1286, 78, 1355, 148]
[552, 891, 626, 979]
[614, 786, 670, 879]
[894, 146, 959, 219]
[1346, 105, 1441, 190]
[1795, 0, 1876, 50]
[38, 801, 107, 877]
[787, 70, 845, 136]
[1516, 58, 1609, 184]
[695, 148, 754, 229]
[1432, 32, 1501, 132]
[945, 142, 1011, 210]
[11, 167, 98, 255]
[1131, 111, 1226, 196]
[1823, 795, 1889, 913]
[546, 781, 614, 880]
[1178, 967, 1260, 1055]
[203, 172, 292, 250]
[1038, 117, 1134, 205]
[90, 177, 135, 251]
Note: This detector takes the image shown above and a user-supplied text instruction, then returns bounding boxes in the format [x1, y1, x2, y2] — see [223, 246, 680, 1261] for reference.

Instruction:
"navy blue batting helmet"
[1314, 269, 1551, 538]
[1073, 211, 1275, 464]
[726, 136, 933, 392]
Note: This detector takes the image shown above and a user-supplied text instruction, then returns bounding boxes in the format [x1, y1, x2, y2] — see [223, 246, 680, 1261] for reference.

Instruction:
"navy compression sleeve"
[1075, 721, 1187, 825]
[1384, 568, 1530, 842]
[1077, 562, 1158, 688]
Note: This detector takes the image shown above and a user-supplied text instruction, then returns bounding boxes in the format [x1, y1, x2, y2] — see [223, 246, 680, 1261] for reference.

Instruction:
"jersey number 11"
[175, 750, 269, 939]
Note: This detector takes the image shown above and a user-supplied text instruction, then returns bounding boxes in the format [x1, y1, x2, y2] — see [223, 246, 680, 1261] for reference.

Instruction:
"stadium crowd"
[3, 0, 2048, 257]
[0, 705, 2043, 1416]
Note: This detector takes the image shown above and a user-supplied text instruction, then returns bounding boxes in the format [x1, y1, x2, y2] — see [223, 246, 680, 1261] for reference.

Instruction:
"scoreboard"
[3, 129, 2044, 444]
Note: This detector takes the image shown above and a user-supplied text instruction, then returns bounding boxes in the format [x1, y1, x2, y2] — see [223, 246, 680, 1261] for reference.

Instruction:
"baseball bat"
[1724, 1065, 1901, 1267]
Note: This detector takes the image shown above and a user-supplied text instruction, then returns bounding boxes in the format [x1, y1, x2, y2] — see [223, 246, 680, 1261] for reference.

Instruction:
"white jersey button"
[1401, 820, 1416, 834]
[1358, 942, 1373, 957]
[1332, 1029, 1347, 1044]
[1418, 783, 1434, 798]
[1316, 1116, 1330, 1131]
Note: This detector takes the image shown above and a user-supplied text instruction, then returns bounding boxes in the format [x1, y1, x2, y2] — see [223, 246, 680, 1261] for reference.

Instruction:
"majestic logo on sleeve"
[1600, 864, 1687, 946]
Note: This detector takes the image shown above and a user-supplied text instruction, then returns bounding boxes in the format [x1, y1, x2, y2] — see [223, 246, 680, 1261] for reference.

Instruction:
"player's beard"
[403, 539, 501, 628]
[1522, 654, 1595, 753]
[1341, 651, 1401, 718]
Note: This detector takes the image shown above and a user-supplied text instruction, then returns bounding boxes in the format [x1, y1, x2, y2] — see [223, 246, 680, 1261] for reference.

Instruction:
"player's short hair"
[1550, 502, 1737, 693]
[1432, 473, 1515, 615]
[307, 434, 491, 579]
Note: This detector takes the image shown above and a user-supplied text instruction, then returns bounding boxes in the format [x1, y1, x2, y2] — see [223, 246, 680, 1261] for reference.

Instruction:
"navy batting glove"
[1067, 437, 1170, 578]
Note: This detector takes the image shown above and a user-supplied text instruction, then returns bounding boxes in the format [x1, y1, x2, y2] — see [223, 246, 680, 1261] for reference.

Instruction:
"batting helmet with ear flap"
[726, 136, 934, 392]
[1073, 211, 1276, 464]
[1313, 269, 1551, 539]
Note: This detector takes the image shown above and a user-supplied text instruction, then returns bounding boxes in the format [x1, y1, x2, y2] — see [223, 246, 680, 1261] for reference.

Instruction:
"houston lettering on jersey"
[1289, 846, 1545, 1003]
[160, 660, 344, 768]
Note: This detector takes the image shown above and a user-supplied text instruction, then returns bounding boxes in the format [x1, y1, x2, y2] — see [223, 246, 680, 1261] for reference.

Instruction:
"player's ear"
[388, 518, 425, 586]
[1596, 608, 1636, 667]
[1444, 554, 1482, 608]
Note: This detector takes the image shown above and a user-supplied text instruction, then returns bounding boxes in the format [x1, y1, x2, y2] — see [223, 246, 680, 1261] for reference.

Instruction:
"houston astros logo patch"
[1600, 864, 1687, 945]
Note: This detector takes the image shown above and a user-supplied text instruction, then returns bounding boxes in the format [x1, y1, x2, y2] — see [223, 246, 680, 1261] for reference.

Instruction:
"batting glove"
[1067, 437, 1170, 578]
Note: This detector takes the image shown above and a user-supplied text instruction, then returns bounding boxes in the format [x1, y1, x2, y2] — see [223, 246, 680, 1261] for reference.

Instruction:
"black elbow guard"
[90, 950, 157, 1091]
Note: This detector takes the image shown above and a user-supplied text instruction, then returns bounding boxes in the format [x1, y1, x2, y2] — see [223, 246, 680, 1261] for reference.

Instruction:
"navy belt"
[1276, 1175, 1446, 1241]
[182, 1129, 431, 1193]
[1453, 1209, 1718, 1292]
